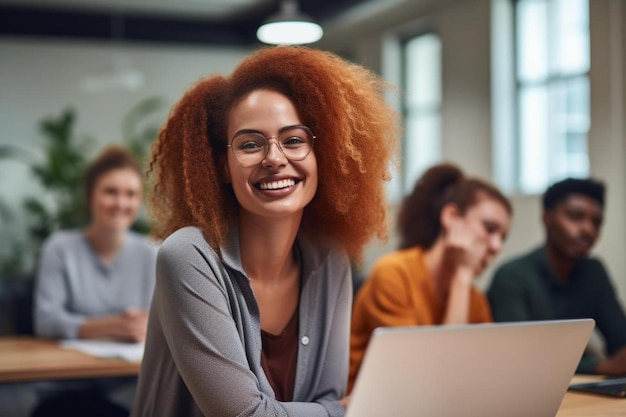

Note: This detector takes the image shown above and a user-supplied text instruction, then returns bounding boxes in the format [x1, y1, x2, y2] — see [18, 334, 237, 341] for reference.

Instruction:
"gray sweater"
[34, 229, 158, 339]
[131, 226, 351, 417]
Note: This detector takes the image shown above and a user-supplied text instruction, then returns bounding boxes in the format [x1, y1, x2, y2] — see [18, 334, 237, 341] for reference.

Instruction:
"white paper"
[60, 339, 144, 362]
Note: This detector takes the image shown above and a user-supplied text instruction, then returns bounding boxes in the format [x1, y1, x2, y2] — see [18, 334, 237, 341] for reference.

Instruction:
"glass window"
[402, 33, 442, 193]
[495, 0, 590, 194]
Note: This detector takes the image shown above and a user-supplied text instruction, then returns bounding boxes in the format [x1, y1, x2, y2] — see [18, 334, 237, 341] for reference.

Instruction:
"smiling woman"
[224, 90, 320, 225]
[35, 145, 157, 342]
[85, 152, 143, 243]
[131, 45, 400, 417]
[32, 145, 158, 416]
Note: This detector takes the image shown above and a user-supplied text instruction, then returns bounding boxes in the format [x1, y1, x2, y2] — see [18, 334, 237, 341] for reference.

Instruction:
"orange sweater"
[348, 246, 492, 393]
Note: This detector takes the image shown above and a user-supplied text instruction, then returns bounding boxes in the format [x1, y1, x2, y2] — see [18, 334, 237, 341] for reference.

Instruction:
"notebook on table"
[346, 319, 595, 417]
[568, 376, 626, 398]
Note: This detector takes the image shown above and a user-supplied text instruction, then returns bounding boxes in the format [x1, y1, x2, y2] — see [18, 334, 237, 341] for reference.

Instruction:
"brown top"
[260, 309, 299, 402]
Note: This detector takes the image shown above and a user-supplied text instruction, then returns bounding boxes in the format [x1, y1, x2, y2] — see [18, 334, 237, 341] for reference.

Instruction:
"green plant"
[122, 96, 164, 162]
[29, 109, 94, 244]
[122, 96, 165, 234]
[0, 109, 93, 277]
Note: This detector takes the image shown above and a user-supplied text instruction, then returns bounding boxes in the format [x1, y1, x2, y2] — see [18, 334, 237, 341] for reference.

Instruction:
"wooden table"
[557, 375, 625, 416]
[1, 337, 623, 415]
[0, 336, 140, 383]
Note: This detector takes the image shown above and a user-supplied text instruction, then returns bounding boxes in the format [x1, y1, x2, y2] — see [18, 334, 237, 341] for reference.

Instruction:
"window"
[493, 0, 590, 194]
[401, 33, 442, 193]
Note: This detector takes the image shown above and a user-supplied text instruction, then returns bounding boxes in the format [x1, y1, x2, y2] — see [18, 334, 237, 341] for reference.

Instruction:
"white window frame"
[383, 24, 442, 199]
[492, 0, 590, 195]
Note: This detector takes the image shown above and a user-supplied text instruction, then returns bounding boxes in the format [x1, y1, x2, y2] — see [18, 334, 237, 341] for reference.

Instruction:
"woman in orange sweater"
[348, 163, 512, 392]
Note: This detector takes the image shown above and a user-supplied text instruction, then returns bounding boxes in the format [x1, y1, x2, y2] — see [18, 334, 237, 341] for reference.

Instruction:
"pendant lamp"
[256, 0, 323, 45]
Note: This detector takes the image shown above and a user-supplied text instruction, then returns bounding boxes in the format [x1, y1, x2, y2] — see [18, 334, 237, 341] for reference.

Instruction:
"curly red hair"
[148, 46, 400, 262]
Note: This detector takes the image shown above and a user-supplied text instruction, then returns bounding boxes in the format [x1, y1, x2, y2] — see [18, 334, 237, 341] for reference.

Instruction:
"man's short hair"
[542, 177, 605, 210]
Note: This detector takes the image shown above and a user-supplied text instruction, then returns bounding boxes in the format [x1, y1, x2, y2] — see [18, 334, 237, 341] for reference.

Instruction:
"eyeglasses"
[227, 125, 315, 167]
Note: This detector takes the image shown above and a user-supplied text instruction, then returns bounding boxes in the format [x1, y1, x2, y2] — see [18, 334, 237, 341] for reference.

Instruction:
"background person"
[348, 163, 512, 393]
[32, 145, 157, 416]
[131, 45, 399, 417]
[488, 177, 626, 375]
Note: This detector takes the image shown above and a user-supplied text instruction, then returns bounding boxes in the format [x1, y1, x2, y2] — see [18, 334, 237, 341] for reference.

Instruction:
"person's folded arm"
[77, 308, 148, 342]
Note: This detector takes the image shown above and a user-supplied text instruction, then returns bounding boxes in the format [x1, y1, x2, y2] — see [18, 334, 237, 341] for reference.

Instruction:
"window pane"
[555, 0, 589, 74]
[404, 114, 441, 191]
[405, 34, 441, 107]
[516, 0, 548, 82]
[511, 0, 589, 195]
[519, 85, 549, 194]
[554, 77, 590, 178]
[403, 33, 442, 193]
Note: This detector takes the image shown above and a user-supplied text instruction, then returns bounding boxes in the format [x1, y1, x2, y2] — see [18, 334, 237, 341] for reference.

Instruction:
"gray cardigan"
[34, 229, 158, 339]
[132, 226, 351, 417]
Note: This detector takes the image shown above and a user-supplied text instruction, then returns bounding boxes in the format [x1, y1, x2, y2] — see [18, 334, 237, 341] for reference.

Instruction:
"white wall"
[0, 39, 251, 151]
[321, 0, 626, 306]
[587, 0, 626, 306]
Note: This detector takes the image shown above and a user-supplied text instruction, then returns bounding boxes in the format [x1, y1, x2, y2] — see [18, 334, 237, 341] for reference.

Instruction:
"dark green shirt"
[487, 245, 626, 374]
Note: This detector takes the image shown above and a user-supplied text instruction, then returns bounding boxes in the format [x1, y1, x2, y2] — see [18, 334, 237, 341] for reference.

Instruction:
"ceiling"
[0, 0, 377, 46]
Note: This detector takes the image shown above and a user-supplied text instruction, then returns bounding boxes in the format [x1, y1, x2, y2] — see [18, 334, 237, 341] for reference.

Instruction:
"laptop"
[346, 319, 594, 417]
[568, 376, 626, 398]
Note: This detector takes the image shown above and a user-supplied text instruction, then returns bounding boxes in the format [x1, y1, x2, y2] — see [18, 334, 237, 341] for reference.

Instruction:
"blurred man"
[488, 178, 626, 375]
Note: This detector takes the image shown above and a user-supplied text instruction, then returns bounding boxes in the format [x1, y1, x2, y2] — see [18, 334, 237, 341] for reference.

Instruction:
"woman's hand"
[78, 308, 149, 342]
[339, 395, 350, 410]
[442, 217, 488, 279]
[438, 217, 488, 325]
[595, 346, 626, 375]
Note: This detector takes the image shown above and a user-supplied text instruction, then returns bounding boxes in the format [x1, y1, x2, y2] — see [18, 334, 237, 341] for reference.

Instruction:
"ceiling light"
[257, 0, 323, 45]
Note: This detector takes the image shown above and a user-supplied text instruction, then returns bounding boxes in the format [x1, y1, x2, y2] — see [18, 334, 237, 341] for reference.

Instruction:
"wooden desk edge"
[0, 336, 141, 383]
[0, 362, 141, 383]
